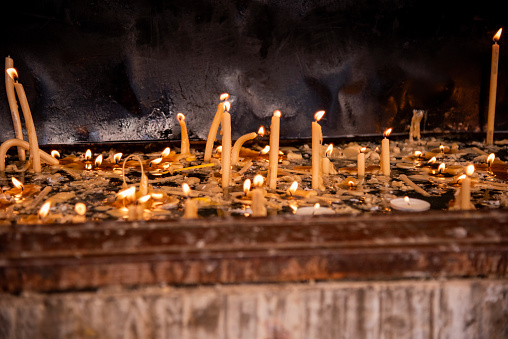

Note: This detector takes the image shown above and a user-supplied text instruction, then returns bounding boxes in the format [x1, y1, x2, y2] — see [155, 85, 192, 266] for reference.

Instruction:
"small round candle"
[390, 197, 430, 212]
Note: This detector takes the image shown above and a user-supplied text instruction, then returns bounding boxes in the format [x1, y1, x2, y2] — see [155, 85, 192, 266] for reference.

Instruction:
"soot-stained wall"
[0, 0, 506, 144]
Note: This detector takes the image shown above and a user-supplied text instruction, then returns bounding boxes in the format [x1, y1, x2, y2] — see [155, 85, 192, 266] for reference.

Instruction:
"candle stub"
[390, 197, 430, 212]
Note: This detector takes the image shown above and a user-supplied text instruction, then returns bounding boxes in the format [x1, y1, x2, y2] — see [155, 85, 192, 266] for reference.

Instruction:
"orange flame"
[438, 163, 446, 174]
[487, 153, 495, 166]
[428, 157, 437, 165]
[38, 201, 51, 219]
[348, 180, 355, 187]
[6, 68, 18, 81]
[326, 144, 334, 157]
[150, 157, 162, 166]
[360, 147, 367, 153]
[289, 181, 298, 195]
[260, 145, 270, 154]
[224, 102, 231, 112]
[117, 186, 136, 201]
[177, 113, 185, 122]
[414, 151, 422, 157]
[258, 126, 265, 137]
[161, 147, 171, 157]
[439, 145, 445, 153]
[51, 150, 60, 158]
[113, 153, 123, 163]
[220, 93, 229, 101]
[243, 179, 251, 194]
[314, 203, 320, 209]
[95, 154, 103, 167]
[151, 192, 164, 200]
[182, 183, 191, 196]
[253, 174, 264, 187]
[85, 149, 92, 160]
[75, 202, 87, 216]
[138, 195, 151, 204]
[273, 110, 281, 118]
[216, 146, 222, 153]
[383, 128, 392, 138]
[494, 28, 502, 42]
[11, 177, 23, 190]
[466, 164, 475, 176]
[314, 110, 325, 121]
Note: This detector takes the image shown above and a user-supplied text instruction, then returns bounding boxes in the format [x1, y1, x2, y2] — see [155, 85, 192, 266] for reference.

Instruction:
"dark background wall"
[0, 0, 506, 144]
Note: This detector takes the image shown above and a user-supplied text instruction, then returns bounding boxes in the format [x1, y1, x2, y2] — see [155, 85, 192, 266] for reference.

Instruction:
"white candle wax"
[390, 197, 430, 212]
[381, 128, 392, 176]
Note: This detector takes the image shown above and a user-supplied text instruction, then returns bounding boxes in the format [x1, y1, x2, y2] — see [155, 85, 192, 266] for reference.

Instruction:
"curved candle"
[204, 93, 229, 162]
[177, 113, 190, 155]
[357, 147, 366, 177]
[0, 139, 58, 172]
[268, 110, 281, 189]
[5, 61, 25, 161]
[231, 131, 257, 165]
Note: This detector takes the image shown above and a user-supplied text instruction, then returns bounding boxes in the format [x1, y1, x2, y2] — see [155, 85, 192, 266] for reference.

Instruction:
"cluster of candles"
[0, 28, 505, 223]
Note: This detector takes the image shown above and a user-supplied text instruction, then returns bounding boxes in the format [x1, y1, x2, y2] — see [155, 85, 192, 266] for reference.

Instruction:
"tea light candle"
[295, 203, 334, 215]
[176, 113, 190, 155]
[251, 174, 267, 217]
[357, 147, 366, 177]
[268, 110, 281, 189]
[487, 28, 503, 145]
[221, 106, 232, 188]
[204, 93, 229, 162]
[381, 128, 392, 176]
[461, 165, 475, 210]
[312, 111, 325, 190]
[390, 196, 430, 212]
[5, 62, 25, 161]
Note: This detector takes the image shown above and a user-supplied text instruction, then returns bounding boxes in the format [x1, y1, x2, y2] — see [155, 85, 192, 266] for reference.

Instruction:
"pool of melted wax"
[1, 137, 508, 224]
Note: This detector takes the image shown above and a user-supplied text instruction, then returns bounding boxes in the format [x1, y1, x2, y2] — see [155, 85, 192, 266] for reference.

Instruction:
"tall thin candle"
[312, 111, 325, 190]
[5, 61, 25, 161]
[268, 110, 281, 190]
[487, 28, 502, 145]
[221, 106, 232, 189]
[204, 93, 229, 162]
[176, 113, 190, 155]
[381, 128, 392, 176]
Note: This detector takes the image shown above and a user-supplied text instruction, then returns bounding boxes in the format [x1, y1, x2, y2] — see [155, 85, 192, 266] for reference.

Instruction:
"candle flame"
[220, 93, 229, 101]
[260, 145, 270, 154]
[38, 201, 51, 219]
[494, 28, 502, 42]
[360, 147, 367, 153]
[487, 153, 495, 166]
[289, 181, 298, 195]
[383, 128, 393, 138]
[150, 157, 163, 166]
[182, 183, 191, 196]
[404, 196, 410, 205]
[314, 110, 325, 121]
[177, 113, 185, 122]
[314, 203, 320, 209]
[253, 174, 264, 187]
[348, 180, 355, 187]
[75, 202, 87, 216]
[85, 149, 92, 160]
[161, 147, 171, 157]
[51, 150, 60, 158]
[151, 192, 164, 200]
[6, 68, 18, 81]
[257, 125, 265, 137]
[216, 146, 222, 153]
[439, 145, 445, 153]
[428, 157, 437, 165]
[113, 153, 123, 163]
[138, 195, 151, 204]
[85, 163, 92, 170]
[117, 186, 136, 200]
[438, 163, 446, 174]
[224, 101, 231, 112]
[326, 144, 334, 157]
[243, 179, 251, 194]
[466, 164, 475, 176]
[11, 177, 23, 190]
[273, 110, 281, 118]
[458, 174, 466, 181]
[289, 202, 298, 213]
[414, 151, 422, 157]
[95, 154, 103, 167]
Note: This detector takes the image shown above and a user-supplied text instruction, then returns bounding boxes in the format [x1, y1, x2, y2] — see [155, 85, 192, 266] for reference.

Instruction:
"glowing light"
[383, 128, 393, 138]
[404, 196, 410, 205]
[85, 163, 92, 170]
[466, 164, 475, 176]
[289, 202, 298, 213]
[182, 183, 191, 197]
[414, 151, 422, 157]
[216, 146, 222, 153]
[360, 147, 367, 153]
[6, 68, 18, 81]
[138, 195, 151, 204]
[314, 203, 320, 209]
[326, 144, 334, 157]
[487, 153, 495, 167]
[75, 203, 87, 216]
[258, 126, 265, 137]
[51, 150, 60, 158]
[260, 145, 270, 154]
[38, 201, 51, 219]
[494, 28, 503, 42]
[117, 186, 136, 201]
[224, 102, 231, 111]
[220, 93, 229, 101]
[113, 153, 123, 163]
[273, 110, 281, 118]
[177, 113, 185, 122]
[85, 149, 92, 160]
[11, 177, 23, 190]
[289, 181, 298, 195]
[161, 147, 171, 157]
[348, 180, 355, 188]
[428, 157, 437, 165]
[314, 110, 325, 121]
[95, 154, 103, 167]
[150, 157, 163, 166]
[253, 174, 264, 187]
[150, 192, 164, 200]
[438, 163, 446, 174]
[243, 179, 251, 195]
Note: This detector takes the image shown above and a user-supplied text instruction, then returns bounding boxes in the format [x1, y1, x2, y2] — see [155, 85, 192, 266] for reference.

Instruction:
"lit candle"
[251, 174, 267, 217]
[38, 201, 51, 223]
[268, 110, 281, 190]
[322, 144, 333, 175]
[312, 111, 325, 190]
[204, 93, 229, 162]
[176, 113, 190, 155]
[182, 183, 198, 218]
[5, 61, 25, 161]
[390, 196, 430, 212]
[7, 69, 41, 172]
[243, 179, 251, 196]
[231, 127, 260, 165]
[357, 147, 366, 177]
[487, 28, 503, 145]
[72, 202, 87, 223]
[487, 153, 495, 171]
[286, 181, 317, 198]
[221, 104, 232, 189]
[461, 165, 475, 210]
[381, 128, 392, 176]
